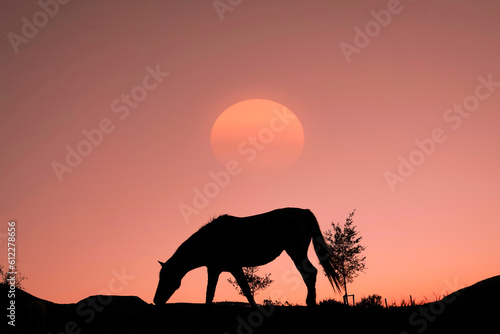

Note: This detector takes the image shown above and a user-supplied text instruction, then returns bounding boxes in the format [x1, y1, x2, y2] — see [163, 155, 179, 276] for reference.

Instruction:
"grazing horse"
[153, 207, 341, 306]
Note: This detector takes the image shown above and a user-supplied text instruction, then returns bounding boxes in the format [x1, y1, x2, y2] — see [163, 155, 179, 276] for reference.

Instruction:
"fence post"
[343, 294, 355, 306]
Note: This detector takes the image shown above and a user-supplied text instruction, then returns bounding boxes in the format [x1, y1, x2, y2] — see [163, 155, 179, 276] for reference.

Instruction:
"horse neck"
[170, 238, 204, 275]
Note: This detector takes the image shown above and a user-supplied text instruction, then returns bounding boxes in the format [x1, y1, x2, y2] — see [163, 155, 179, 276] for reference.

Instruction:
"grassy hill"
[3, 275, 500, 334]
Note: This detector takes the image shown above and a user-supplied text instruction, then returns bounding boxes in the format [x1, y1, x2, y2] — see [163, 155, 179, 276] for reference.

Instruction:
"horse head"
[153, 260, 182, 305]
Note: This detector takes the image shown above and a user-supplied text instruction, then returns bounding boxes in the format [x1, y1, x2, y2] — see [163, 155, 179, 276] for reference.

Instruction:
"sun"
[211, 99, 304, 171]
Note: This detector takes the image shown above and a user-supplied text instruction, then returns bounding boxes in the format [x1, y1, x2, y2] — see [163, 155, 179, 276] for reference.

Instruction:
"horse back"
[198, 208, 317, 267]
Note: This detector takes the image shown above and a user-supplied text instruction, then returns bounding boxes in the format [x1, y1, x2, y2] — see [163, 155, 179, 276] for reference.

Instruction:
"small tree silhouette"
[324, 210, 366, 305]
[227, 267, 273, 297]
[0, 264, 27, 289]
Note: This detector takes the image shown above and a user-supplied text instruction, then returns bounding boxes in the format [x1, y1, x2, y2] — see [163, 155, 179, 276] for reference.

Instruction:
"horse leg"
[230, 267, 257, 307]
[302, 258, 318, 306]
[287, 250, 318, 306]
[205, 267, 220, 304]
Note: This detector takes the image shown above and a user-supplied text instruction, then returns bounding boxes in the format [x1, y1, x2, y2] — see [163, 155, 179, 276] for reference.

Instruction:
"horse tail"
[308, 210, 342, 293]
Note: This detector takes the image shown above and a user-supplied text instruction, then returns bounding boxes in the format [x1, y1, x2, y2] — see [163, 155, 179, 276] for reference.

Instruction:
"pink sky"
[1, 1, 499, 305]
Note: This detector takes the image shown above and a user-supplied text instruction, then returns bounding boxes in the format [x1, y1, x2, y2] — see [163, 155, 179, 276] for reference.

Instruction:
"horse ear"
[158, 261, 165, 266]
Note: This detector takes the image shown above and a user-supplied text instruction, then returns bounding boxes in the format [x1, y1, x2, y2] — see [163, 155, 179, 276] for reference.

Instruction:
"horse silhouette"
[153, 207, 341, 306]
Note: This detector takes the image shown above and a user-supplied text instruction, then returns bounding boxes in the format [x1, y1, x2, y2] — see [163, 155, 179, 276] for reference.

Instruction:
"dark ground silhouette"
[3, 275, 500, 334]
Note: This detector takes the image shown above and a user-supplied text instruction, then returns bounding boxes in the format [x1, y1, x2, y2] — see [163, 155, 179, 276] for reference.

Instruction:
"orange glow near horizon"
[1, 1, 499, 307]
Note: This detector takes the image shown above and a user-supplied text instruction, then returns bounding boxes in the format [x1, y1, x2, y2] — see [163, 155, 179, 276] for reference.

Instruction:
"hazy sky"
[1, 0, 499, 305]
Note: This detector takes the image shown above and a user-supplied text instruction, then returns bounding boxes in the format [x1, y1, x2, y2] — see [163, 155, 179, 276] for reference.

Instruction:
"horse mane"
[196, 214, 230, 234]
[172, 214, 231, 260]
[209, 214, 230, 224]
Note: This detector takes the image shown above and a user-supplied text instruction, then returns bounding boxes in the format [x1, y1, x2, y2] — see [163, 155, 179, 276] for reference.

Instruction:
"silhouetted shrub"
[357, 294, 383, 309]
[227, 266, 273, 296]
[262, 299, 296, 306]
[0, 264, 27, 289]
[319, 298, 343, 306]
[318, 298, 349, 311]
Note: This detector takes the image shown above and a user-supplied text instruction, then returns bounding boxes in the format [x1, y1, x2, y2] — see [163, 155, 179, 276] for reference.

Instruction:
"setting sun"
[211, 99, 304, 171]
